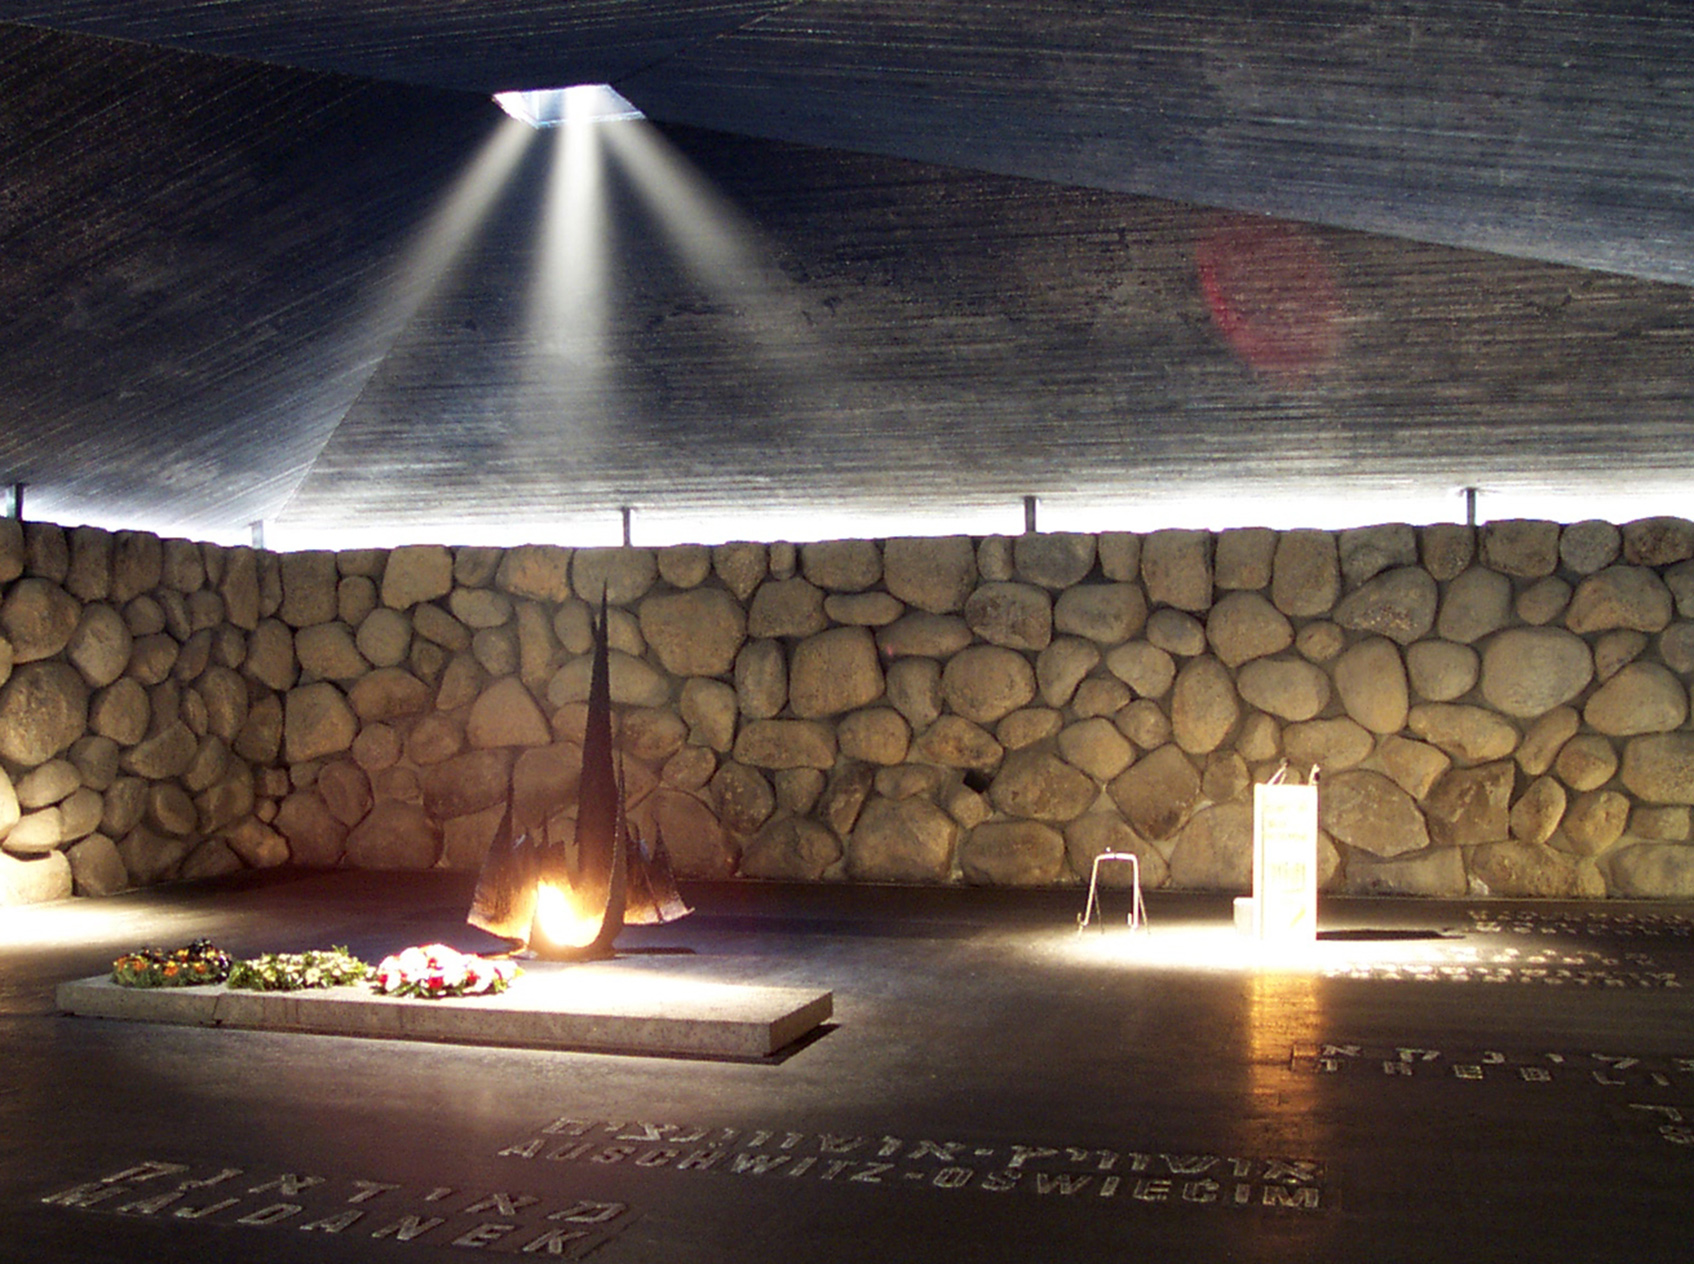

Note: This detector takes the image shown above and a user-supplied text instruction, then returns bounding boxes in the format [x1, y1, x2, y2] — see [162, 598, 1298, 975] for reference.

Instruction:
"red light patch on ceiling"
[1195, 216, 1343, 381]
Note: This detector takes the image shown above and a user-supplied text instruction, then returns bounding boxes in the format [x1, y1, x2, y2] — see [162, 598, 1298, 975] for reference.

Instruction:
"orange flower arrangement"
[110, 939, 231, 988]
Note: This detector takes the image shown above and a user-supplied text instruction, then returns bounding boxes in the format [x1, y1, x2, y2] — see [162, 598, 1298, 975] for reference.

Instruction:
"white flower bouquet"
[370, 943, 519, 999]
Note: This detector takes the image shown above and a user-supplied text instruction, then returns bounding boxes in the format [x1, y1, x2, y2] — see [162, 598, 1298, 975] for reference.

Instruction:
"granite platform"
[56, 965, 833, 1059]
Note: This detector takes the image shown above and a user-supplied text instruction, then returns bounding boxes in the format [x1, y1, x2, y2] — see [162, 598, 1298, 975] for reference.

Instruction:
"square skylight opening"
[493, 84, 644, 129]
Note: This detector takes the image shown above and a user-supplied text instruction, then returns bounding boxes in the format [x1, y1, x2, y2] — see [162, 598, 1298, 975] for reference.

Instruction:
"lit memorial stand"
[1235, 763, 1319, 943]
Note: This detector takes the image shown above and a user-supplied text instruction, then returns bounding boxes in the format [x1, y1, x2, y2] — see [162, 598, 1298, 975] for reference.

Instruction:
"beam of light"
[525, 103, 610, 373]
[369, 115, 536, 339]
[263, 114, 538, 549]
[496, 92, 622, 491]
[10, 114, 537, 550]
[494, 84, 643, 130]
[598, 117, 880, 423]
[598, 120, 772, 307]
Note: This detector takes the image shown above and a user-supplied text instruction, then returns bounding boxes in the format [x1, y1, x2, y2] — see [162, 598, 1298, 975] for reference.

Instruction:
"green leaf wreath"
[225, 947, 370, 991]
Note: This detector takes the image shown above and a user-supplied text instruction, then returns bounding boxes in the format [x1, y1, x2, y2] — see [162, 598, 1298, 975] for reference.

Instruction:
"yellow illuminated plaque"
[1250, 781, 1319, 942]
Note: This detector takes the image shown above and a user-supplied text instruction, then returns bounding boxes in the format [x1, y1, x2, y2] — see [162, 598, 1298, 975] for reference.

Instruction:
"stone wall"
[5, 516, 1694, 906]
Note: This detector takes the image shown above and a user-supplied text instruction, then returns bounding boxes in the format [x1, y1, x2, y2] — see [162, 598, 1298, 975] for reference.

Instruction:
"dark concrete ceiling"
[0, 2, 1688, 545]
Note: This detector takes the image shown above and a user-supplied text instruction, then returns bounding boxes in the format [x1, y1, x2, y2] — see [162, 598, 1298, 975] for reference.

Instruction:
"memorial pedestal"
[58, 966, 832, 1060]
[1239, 772, 1320, 943]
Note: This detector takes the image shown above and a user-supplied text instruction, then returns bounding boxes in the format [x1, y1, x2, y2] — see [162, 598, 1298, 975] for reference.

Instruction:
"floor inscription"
[39, 1160, 631, 1256]
[1320, 943, 1678, 987]
[1470, 909, 1694, 940]
[1612, 1102, 1694, 1149]
[496, 1118, 1328, 1212]
[1292, 1043, 1694, 1086]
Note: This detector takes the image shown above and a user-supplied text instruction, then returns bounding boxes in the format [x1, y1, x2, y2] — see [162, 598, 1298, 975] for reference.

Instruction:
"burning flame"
[533, 881, 605, 950]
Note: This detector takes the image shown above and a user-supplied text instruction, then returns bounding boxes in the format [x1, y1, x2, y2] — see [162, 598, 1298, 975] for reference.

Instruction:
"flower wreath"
[110, 938, 231, 988]
[371, 943, 519, 999]
[109, 940, 516, 1000]
[225, 947, 370, 991]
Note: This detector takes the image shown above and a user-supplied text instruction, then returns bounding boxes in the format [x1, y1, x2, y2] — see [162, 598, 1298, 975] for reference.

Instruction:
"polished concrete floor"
[4, 870, 1692, 1262]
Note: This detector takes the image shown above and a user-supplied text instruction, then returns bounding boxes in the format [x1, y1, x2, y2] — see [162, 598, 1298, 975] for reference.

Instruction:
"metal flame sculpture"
[467, 596, 688, 959]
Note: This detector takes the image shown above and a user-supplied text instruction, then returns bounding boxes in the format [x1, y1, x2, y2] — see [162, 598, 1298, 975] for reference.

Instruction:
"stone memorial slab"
[57, 967, 833, 1060]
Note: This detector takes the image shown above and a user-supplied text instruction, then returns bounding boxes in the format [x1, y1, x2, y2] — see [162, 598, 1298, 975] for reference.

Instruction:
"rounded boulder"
[1480, 627, 1593, 717]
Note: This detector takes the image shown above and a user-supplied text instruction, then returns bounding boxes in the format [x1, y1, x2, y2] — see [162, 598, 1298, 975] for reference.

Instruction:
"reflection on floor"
[3, 870, 1691, 1262]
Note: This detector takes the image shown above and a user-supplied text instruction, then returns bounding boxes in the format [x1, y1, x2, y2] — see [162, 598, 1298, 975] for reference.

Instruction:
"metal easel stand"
[1077, 851, 1148, 933]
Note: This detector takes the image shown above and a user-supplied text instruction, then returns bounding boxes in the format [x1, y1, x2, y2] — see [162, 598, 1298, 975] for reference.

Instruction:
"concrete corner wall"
[5, 515, 1694, 905]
